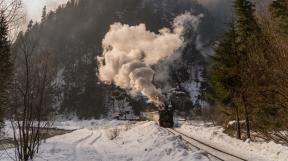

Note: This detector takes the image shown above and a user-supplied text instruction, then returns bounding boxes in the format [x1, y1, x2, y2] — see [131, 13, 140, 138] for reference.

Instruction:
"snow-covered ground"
[1, 120, 213, 161]
[2, 120, 287, 161]
[0, 119, 132, 139]
[177, 121, 288, 161]
[52, 119, 132, 130]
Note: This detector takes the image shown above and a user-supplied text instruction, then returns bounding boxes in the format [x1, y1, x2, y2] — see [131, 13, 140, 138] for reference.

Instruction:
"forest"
[3, 0, 224, 119]
[0, 1, 288, 160]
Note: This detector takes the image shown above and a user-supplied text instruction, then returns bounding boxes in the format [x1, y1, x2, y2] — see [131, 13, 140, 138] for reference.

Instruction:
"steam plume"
[97, 13, 202, 107]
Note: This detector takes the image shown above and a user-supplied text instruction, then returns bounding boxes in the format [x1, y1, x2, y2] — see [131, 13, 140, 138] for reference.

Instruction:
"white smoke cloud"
[154, 13, 204, 88]
[97, 13, 203, 107]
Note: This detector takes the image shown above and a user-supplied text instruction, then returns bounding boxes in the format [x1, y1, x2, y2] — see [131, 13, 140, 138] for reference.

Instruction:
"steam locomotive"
[143, 109, 174, 128]
[159, 108, 174, 128]
[143, 103, 174, 128]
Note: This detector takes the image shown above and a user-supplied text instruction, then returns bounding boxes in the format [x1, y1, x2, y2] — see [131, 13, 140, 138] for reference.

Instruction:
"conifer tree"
[269, 0, 288, 38]
[233, 0, 260, 139]
[41, 6, 47, 23]
[209, 0, 259, 139]
[209, 23, 242, 139]
[0, 13, 12, 128]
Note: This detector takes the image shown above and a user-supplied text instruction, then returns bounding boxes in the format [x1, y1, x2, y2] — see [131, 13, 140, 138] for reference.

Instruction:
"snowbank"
[178, 121, 288, 161]
[52, 119, 131, 130]
[1, 121, 213, 161]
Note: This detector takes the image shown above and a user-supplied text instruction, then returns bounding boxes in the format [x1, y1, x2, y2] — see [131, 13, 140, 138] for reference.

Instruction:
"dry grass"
[107, 128, 121, 140]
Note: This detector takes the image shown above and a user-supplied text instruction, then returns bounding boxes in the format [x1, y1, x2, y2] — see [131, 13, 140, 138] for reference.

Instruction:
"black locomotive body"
[159, 106, 174, 128]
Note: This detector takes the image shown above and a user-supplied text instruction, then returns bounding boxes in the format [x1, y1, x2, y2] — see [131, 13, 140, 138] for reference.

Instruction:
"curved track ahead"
[167, 128, 248, 161]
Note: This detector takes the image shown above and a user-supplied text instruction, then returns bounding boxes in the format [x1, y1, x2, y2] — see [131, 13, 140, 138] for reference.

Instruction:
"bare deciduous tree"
[8, 26, 56, 161]
[0, 1, 23, 159]
[0, 0, 24, 41]
[247, 9, 288, 144]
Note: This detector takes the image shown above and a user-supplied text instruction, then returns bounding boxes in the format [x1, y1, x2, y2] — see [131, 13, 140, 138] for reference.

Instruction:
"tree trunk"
[243, 96, 251, 139]
[245, 107, 251, 139]
[235, 105, 241, 139]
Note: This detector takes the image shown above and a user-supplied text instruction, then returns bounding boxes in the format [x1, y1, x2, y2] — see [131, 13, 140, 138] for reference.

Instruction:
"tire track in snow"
[71, 131, 94, 161]
[91, 130, 105, 161]
[89, 131, 102, 145]
[73, 131, 94, 145]
[72, 130, 105, 161]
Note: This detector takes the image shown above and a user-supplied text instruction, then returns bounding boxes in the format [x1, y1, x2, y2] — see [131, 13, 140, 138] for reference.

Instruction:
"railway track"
[167, 128, 248, 161]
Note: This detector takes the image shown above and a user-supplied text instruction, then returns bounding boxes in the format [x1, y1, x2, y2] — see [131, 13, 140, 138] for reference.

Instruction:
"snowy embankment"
[1, 121, 213, 161]
[177, 121, 288, 161]
[0, 119, 131, 139]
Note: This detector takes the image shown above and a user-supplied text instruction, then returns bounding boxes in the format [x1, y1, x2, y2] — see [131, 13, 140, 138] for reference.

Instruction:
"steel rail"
[167, 128, 248, 161]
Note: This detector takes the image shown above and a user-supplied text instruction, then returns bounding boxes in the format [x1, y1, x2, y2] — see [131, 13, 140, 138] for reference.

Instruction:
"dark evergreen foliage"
[208, 0, 260, 139]
[13, 0, 223, 118]
[0, 13, 12, 128]
[270, 0, 288, 38]
[208, 23, 243, 138]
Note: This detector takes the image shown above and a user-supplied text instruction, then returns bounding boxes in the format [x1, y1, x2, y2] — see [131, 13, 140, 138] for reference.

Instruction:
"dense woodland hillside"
[11, 0, 228, 119]
[1, 1, 288, 161]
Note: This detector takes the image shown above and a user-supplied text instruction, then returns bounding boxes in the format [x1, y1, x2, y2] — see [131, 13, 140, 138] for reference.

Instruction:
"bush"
[107, 128, 121, 140]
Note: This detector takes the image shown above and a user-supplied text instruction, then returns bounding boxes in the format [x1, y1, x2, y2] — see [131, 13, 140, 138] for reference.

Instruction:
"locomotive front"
[159, 103, 174, 128]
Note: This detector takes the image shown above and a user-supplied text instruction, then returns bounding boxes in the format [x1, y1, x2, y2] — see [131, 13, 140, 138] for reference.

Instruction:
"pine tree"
[233, 0, 260, 139]
[27, 20, 33, 31]
[0, 13, 12, 128]
[234, 0, 259, 41]
[269, 0, 288, 38]
[209, 0, 260, 140]
[41, 6, 47, 23]
[209, 23, 242, 139]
